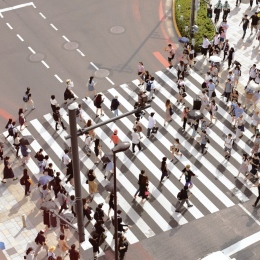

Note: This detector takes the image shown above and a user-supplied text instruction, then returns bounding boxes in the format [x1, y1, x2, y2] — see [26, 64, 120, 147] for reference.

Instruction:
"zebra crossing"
[4, 66, 259, 254]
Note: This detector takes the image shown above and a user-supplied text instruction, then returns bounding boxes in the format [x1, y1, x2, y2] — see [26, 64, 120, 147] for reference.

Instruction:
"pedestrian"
[222, 1, 230, 21]
[234, 115, 245, 141]
[0, 143, 3, 160]
[94, 220, 107, 244]
[85, 119, 96, 140]
[165, 44, 175, 69]
[175, 186, 193, 213]
[188, 44, 195, 67]
[191, 119, 200, 139]
[146, 77, 156, 101]
[198, 130, 209, 155]
[94, 203, 105, 223]
[144, 70, 152, 86]
[23, 87, 35, 111]
[89, 233, 100, 260]
[164, 99, 173, 126]
[201, 35, 211, 56]
[110, 129, 119, 147]
[58, 234, 70, 258]
[1, 156, 17, 183]
[137, 62, 145, 86]
[179, 165, 198, 188]
[251, 183, 260, 207]
[52, 172, 62, 198]
[147, 112, 156, 138]
[160, 157, 169, 182]
[24, 247, 34, 260]
[34, 148, 45, 172]
[245, 153, 260, 182]
[94, 138, 102, 164]
[251, 133, 260, 155]
[104, 160, 114, 179]
[221, 19, 229, 33]
[42, 155, 50, 171]
[133, 117, 143, 138]
[245, 64, 257, 88]
[235, 0, 241, 6]
[107, 191, 114, 220]
[50, 95, 58, 113]
[170, 139, 182, 162]
[250, 12, 259, 35]
[47, 246, 57, 260]
[208, 99, 218, 125]
[223, 78, 232, 103]
[53, 106, 66, 131]
[233, 65, 241, 87]
[118, 235, 129, 260]
[207, 79, 216, 100]
[181, 107, 189, 131]
[64, 79, 76, 104]
[5, 119, 16, 140]
[214, 0, 222, 23]
[84, 132, 92, 157]
[200, 90, 209, 112]
[93, 93, 104, 117]
[20, 168, 32, 196]
[110, 96, 120, 117]
[230, 102, 244, 127]
[20, 144, 30, 166]
[85, 76, 97, 99]
[132, 128, 143, 153]
[134, 170, 146, 198]
[78, 103, 88, 124]
[250, 0, 259, 9]
[177, 78, 186, 106]
[251, 91, 260, 111]
[34, 230, 48, 257]
[227, 47, 235, 70]
[87, 169, 98, 195]
[223, 133, 233, 161]
[68, 244, 80, 260]
[138, 175, 149, 202]
[177, 61, 185, 79]
[57, 189, 68, 214]
[200, 117, 207, 133]
[82, 198, 93, 221]
[251, 111, 260, 138]
[236, 153, 249, 178]
[256, 29, 260, 45]
[213, 32, 220, 49]
[240, 14, 250, 39]
[18, 108, 27, 131]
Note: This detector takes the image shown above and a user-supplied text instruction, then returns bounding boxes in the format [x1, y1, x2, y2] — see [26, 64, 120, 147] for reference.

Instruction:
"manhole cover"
[64, 42, 79, 50]
[110, 26, 125, 34]
[95, 69, 110, 78]
[30, 53, 44, 62]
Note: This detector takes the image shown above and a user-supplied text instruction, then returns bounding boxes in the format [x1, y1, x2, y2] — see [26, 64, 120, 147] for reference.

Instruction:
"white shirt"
[213, 35, 220, 45]
[225, 137, 233, 149]
[249, 67, 257, 78]
[131, 132, 140, 144]
[201, 94, 209, 105]
[147, 116, 156, 129]
[205, 74, 212, 83]
[85, 135, 92, 146]
[62, 153, 71, 165]
[202, 38, 211, 48]
[50, 99, 58, 106]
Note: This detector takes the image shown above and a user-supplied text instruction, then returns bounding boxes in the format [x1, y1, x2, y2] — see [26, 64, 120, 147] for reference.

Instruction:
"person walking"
[0, 144, 3, 160]
[245, 64, 257, 88]
[179, 165, 197, 188]
[207, 79, 216, 100]
[86, 119, 96, 140]
[223, 78, 232, 103]
[34, 148, 45, 172]
[52, 172, 62, 198]
[110, 96, 120, 117]
[64, 79, 76, 104]
[47, 246, 57, 260]
[250, 12, 259, 35]
[18, 108, 27, 131]
[132, 128, 143, 153]
[175, 186, 193, 213]
[68, 244, 80, 260]
[177, 61, 185, 79]
[137, 62, 145, 86]
[94, 138, 102, 164]
[191, 119, 200, 139]
[138, 175, 149, 202]
[165, 43, 175, 69]
[94, 220, 107, 243]
[82, 198, 93, 221]
[230, 102, 244, 127]
[23, 87, 35, 111]
[2, 156, 17, 183]
[181, 107, 189, 131]
[224, 133, 233, 161]
[201, 35, 211, 56]
[20, 168, 31, 196]
[134, 170, 146, 199]
[24, 247, 34, 260]
[53, 107, 67, 131]
[107, 191, 114, 220]
[227, 47, 235, 70]
[57, 189, 68, 214]
[200, 90, 209, 112]
[233, 65, 241, 87]
[146, 77, 156, 101]
[177, 78, 186, 106]
[84, 132, 92, 157]
[170, 139, 182, 162]
[160, 157, 169, 182]
[94, 203, 105, 223]
[50, 95, 58, 113]
[85, 76, 97, 99]
[198, 130, 209, 155]
[34, 230, 48, 257]
[251, 90, 260, 111]
[5, 119, 16, 140]
[58, 234, 70, 258]
[110, 129, 119, 147]
[222, 39, 230, 61]
[21, 144, 30, 166]
[251, 111, 260, 138]
[236, 153, 249, 178]
[245, 153, 260, 182]
[104, 160, 114, 179]
[118, 235, 129, 260]
[94, 93, 104, 117]
[251, 133, 260, 155]
[222, 1, 230, 21]
[240, 14, 250, 39]
[234, 114, 245, 141]
[87, 169, 98, 195]
[89, 233, 100, 260]
[252, 183, 260, 207]
[214, 0, 222, 23]
[208, 99, 218, 125]
[147, 112, 156, 138]
[133, 117, 143, 138]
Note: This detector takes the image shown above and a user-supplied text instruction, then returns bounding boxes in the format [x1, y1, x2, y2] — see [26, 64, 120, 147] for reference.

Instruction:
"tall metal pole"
[113, 151, 118, 260]
[68, 102, 85, 243]
[190, 0, 196, 39]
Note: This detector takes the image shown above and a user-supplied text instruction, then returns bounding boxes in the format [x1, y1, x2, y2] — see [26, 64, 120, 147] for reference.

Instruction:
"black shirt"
[180, 189, 189, 200]
[69, 248, 80, 260]
[251, 157, 259, 168]
[182, 168, 195, 182]
[37, 233, 46, 245]
[242, 18, 249, 29]
[89, 238, 99, 253]
[251, 15, 259, 26]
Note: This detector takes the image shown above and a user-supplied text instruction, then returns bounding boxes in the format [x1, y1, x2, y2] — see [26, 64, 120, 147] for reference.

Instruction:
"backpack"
[93, 95, 98, 106]
[111, 99, 118, 111]
[8, 127, 14, 136]
[146, 81, 152, 92]
[177, 191, 182, 200]
[20, 177, 26, 185]
[23, 95, 28, 102]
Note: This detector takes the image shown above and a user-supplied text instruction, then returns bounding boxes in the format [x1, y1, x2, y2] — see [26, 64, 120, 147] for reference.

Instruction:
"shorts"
[249, 76, 256, 82]
[94, 147, 99, 157]
[224, 146, 231, 153]
[250, 167, 257, 175]
[168, 56, 174, 62]
[220, 37, 225, 42]
[95, 104, 102, 109]
[138, 72, 142, 76]
[251, 24, 257, 30]
[88, 84, 94, 91]
[185, 181, 192, 186]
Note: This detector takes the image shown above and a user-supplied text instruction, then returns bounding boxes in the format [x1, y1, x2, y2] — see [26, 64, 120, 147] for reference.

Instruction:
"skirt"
[3, 167, 14, 179]
[88, 84, 95, 91]
[88, 180, 98, 194]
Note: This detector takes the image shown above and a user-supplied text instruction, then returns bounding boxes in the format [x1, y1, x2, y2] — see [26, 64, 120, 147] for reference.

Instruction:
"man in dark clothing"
[240, 14, 250, 39]
[134, 170, 146, 198]
[68, 244, 80, 260]
[110, 96, 120, 117]
[89, 233, 100, 260]
[252, 183, 260, 207]
[118, 235, 129, 260]
[179, 165, 197, 188]
[250, 12, 259, 34]
[94, 203, 105, 222]
[245, 154, 260, 182]
[175, 186, 193, 213]
[34, 230, 48, 257]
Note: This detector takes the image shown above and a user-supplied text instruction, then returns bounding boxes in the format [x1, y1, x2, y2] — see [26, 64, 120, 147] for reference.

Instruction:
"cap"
[114, 129, 118, 134]
[66, 79, 71, 83]
[48, 246, 56, 252]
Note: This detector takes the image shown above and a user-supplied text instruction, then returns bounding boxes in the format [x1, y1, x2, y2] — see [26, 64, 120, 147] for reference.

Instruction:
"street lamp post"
[112, 142, 131, 260]
[68, 102, 85, 243]
[190, 0, 196, 39]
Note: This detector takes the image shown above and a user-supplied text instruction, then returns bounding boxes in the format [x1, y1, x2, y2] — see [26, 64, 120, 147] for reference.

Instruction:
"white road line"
[62, 35, 70, 42]
[0, 13, 3, 18]
[105, 76, 115, 85]
[90, 62, 99, 70]
[6, 23, 13, 30]
[76, 49, 85, 57]
[54, 74, 63, 83]
[222, 230, 260, 257]
[16, 34, 24, 42]
[28, 46, 35, 54]
[0, 2, 35, 13]
[39, 12, 46, 19]
[50, 23, 58, 31]
[41, 60, 50, 69]
[238, 203, 260, 226]
[32, 2, 36, 8]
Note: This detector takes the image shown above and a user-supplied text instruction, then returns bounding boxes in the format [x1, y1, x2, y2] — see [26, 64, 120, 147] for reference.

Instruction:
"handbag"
[169, 107, 174, 116]
[211, 91, 216, 97]
[28, 178, 34, 186]
[151, 127, 159, 134]
[145, 191, 149, 196]
[182, 93, 187, 98]
[238, 125, 245, 132]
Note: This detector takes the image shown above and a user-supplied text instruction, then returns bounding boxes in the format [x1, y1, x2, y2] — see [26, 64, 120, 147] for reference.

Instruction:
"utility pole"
[190, 0, 196, 39]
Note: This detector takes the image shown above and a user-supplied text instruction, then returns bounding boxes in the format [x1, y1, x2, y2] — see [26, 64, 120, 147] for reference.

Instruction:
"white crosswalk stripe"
[3, 68, 259, 252]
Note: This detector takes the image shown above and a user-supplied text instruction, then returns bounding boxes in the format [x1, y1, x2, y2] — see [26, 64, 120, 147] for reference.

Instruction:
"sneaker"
[85, 97, 88, 100]
[175, 210, 181, 213]
[188, 205, 193, 208]
[32, 107, 36, 110]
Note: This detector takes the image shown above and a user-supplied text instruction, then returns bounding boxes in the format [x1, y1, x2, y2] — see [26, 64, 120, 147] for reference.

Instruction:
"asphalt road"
[0, 0, 174, 127]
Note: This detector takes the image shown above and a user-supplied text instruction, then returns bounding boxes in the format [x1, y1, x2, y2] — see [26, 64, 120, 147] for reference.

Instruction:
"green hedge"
[175, 0, 215, 52]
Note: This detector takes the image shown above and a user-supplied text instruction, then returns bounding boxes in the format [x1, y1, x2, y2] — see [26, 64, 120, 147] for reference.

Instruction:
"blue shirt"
[233, 104, 244, 118]
[208, 82, 215, 91]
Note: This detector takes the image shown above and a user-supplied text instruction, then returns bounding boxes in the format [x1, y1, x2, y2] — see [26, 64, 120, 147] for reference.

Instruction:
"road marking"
[62, 35, 70, 42]
[238, 203, 260, 226]
[105, 77, 115, 85]
[41, 61, 50, 69]
[76, 49, 85, 56]
[90, 62, 99, 70]
[0, 13, 3, 18]
[17, 34, 24, 41]
[6, 23, 13, 30]
[153, 51, 169, 68]
[90, 62, 114, 85]
[54, 74, 63, 83]
[28, 47, 35, 54]
[0, 2, 35, 13]
[39, 12, 46, 19]
[50, 23, 58, 31]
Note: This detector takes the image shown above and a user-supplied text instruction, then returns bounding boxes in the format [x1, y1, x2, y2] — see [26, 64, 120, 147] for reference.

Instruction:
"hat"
[114, 129, 118, 134]
[115, 95, 118, 99]
[48, 246, 56, 252]
[40, 230, 45, 234]
[66, 79, 71, 83]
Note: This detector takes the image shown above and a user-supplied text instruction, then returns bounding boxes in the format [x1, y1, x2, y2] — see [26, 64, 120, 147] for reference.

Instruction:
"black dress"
[3, 159, 14, 179]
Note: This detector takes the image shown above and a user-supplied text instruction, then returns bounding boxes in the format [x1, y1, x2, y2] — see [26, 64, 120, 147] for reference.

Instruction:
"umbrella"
[39, 175, 53, 186]
[179, 37, 189, 43]
[20, 135, 34, 146]
[187, 110, 204, 120]
[248, 81, 260, 91]
[209, 56, 222, 63]
[105, 183, 120, 192]
[40, 201, 57, 211]
[60, 213, 75, 224]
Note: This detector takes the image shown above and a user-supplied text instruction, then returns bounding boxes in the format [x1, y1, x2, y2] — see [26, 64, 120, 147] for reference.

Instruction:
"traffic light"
[207, 8, 212, 18]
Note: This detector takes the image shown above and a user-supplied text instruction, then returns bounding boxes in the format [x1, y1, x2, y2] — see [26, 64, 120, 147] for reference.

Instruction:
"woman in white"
[251, 90, 260, 111]
[244, 87, 254, 109]
[233, 65, 241, 87]
[204, 71, 212, 86]
[170, 138, 182, 162]
[200, 90, 209, 111]
[236, 153, 249, 178]
[177, 78, 186, 105]
[208, 99, 218, 125]
[224, 133, 233, 161]
[234, 114, 245, 141]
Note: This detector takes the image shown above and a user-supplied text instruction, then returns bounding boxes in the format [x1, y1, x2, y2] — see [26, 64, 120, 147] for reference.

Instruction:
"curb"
[172, 0, 182, 37]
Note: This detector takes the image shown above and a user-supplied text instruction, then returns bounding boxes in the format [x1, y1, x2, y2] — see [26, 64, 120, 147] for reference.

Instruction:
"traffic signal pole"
[190, 0, 196, 39]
